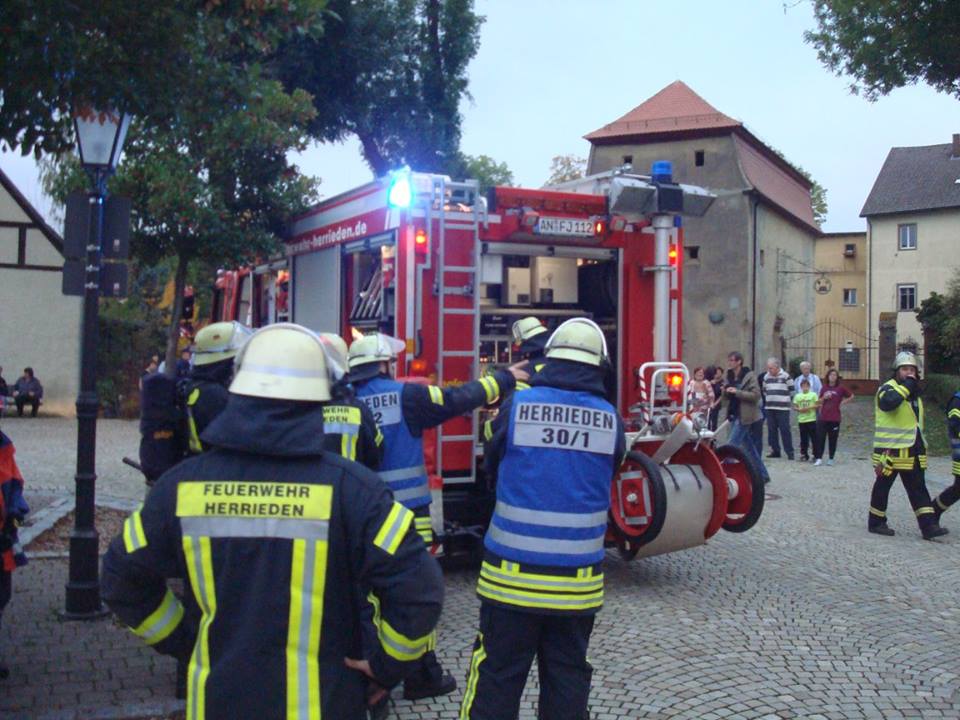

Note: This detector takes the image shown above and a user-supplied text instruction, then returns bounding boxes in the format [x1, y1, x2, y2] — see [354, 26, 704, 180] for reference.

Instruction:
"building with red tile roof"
[584, 81, 822, 372]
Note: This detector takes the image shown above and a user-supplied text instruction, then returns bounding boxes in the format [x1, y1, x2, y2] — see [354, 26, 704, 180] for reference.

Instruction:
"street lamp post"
[63, 109, 130, 619]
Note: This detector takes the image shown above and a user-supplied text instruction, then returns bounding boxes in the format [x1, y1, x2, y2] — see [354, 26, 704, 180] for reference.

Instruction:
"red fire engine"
[215, 164, 765, 560]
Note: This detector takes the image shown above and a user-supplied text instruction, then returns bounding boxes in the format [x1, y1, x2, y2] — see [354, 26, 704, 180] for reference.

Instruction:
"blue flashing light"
[651, 160, 673, 184]
[674, 215, 683, 228]
[388, 172, 413, 208]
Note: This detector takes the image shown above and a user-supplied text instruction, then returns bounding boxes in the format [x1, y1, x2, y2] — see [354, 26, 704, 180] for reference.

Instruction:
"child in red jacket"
[0, 431, 29, 680]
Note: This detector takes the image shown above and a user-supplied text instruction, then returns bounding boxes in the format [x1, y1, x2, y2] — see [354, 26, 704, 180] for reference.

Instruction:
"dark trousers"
[0, 570, 10, 665]
[814, 421, 840, 460]
[766, 410, 793, 457]
[798, 421, 817, 458]
[869, 458, 937, 530]
[934, 476, 960, 513]
[460, 603, 594, 720]
[14, 396, 39, 417]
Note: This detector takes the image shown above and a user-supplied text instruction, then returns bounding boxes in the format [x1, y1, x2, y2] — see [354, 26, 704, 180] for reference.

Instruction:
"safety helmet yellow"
[193, 321, 252, 366]
[544, 318, 608, 366]
[230, 323, 331, 401]
[347, 333, 405, 369]
[893, 350, 919, 370]
[318, 333, 349, 381]
[512, 317, 547, 345]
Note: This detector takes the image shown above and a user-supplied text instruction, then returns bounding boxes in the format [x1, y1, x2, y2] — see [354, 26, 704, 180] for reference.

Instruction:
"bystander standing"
[813, 368, 854, 466]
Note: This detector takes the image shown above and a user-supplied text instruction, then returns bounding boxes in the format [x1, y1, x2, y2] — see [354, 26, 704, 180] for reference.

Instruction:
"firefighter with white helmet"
[868, 350, 948, 539]
[183, 321, 253, 455]
[319, 332, 383, 471]
[348, 332, 528, 702]
[931, 374, 960, 521]
[482, 318, 549, 443]
[463, 318, 626, 720]
[103, 323, 443, 719]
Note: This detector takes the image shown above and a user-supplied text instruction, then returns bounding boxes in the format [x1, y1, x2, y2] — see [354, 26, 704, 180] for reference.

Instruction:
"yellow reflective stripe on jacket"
[323, 405, 362, 461]
[427, 386, 444, 405]
[477, 560, 604, 611]
[482, 419, 494, 441]
[949, 408, 960, 421]
[459, 632, 487, 720]
[132, 588, 184, 646]
[123, 509, 148, 554]
[478, 376, 499, 404]
[874, 380, 923, 450]
[871, 450, 927, 470]
[515, 380, 531, 392]
[375, 427, 384, 447]
[286, 537, 328, 720]
[187, 388, 203, 454]
[183, 535, 217, 720]
[373, 502, 414, 555]
[367, 592, 436, 662]
[414, 516, 433, 544]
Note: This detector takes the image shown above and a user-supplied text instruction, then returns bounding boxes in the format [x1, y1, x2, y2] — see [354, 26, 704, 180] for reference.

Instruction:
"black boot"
[868, 522, 895, 536]
[922, 523, 949, 540]
[402, 652, 457, 700]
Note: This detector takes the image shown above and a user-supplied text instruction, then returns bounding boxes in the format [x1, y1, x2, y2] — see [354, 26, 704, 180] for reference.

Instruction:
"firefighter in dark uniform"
[102, 324, 444, 720]
[932, 385, 960, 520]
[868, 351, 948, 540]
[462, 318, 626, 720]
[183, 321, 252, 454]
[482, 317, 547, 443]
[319, 333, 383, 471]
[347, 332, 527, 701]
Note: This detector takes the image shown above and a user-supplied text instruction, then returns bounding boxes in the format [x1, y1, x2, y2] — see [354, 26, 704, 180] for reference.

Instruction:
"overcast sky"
[3, 0, 957, 233]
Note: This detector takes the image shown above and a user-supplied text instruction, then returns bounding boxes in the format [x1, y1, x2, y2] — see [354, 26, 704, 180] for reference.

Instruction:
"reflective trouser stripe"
[494, 500, 608, 528]
[414, 516, 433, 544]
[325, 421, 360, 461]
[286, 538, 328, 720]
[476, 581, 604, 611]
[916, 506, 936, 516]
[459, 632, 486, 719]
[486, 523, 605, 557]
[132, 588, 184, 645]
[123, 510, 148, 553]
[869, 507, 886, 518]
[183, 535, 217, 720]
[367, 592, 435, 661]
[379, 465, 427, 482]
[373, 502, 414, 555]
[479, 561, 603, 592]
[390, 481, 430, 505]
[949, 409, 960, 420]
[953, 461, 960, 475]
[936, 497, 950, 511]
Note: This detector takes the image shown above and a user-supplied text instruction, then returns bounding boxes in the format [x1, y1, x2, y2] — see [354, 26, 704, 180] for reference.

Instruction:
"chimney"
[954, 133, 960, 158]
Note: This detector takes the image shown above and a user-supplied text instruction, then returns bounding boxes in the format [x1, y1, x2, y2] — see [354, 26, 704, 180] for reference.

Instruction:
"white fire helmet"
[544, 318, 608, 367]
[192, 321, 253, 367]
[347, 333, 406, 369]
[230, 323, 331, 402]
[318, 332, 349, 381]
[512, 316, 548, 345]
[893, 350, 919, 371]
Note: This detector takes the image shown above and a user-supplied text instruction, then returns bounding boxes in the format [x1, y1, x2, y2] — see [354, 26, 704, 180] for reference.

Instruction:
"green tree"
[917, 270, 960, 373]
[276, 0, 484, 176]
[544, 154, 586, 186]
[804, 0, 960, 100]
[462, 154, 513, 193]
[0, 1, 326, 157]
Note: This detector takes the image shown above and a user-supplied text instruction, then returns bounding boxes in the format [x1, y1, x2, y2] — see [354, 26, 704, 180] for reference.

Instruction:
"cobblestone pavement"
[1, 399, 959, 719]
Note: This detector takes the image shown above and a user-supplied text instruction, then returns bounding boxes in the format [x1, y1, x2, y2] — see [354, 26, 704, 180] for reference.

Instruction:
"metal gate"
[781, 319, 877, 380]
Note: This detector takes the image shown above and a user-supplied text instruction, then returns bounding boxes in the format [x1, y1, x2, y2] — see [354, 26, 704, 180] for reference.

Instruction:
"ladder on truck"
[429, 176, 485, 487]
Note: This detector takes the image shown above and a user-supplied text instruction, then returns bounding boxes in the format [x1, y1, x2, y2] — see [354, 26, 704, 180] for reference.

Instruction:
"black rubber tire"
[717, 443, 765, 533]
[609, 450, 668, 549]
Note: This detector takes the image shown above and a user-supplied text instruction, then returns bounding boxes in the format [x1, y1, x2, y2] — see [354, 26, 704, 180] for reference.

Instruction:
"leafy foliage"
[804, 0, 960, 100]
[462, 154, 514, 193]
[275, 0, 484, 176]
[545, 155, 586, 186]
[0, 1, 326, 157]
[917, 271, 960, 374]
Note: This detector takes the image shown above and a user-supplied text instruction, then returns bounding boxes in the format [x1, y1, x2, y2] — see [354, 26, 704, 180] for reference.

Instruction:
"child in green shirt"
[793, 379, 820, 462]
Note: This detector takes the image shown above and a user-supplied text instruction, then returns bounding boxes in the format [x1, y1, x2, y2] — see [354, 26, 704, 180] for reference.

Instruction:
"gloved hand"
[900, 376, 919, 398]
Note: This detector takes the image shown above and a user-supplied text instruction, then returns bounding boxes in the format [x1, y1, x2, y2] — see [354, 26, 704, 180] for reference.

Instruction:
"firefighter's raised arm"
[404, 363, 528, 433]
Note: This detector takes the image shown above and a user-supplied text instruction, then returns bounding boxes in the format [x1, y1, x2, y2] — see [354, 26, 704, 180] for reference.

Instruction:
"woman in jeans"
[813, 369, 854, 466]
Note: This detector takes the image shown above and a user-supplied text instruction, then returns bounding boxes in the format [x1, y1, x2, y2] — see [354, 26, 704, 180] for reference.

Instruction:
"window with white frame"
[842, 288, 857, 306]
[897, 283, 917, 311]
[898, 223, 917, 250]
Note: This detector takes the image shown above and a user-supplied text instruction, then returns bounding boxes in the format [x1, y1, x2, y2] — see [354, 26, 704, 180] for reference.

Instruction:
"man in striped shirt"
[762, 358, 795, 460]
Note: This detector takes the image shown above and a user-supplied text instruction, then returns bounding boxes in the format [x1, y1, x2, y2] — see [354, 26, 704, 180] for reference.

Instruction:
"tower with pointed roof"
[584, 81, 821, 371]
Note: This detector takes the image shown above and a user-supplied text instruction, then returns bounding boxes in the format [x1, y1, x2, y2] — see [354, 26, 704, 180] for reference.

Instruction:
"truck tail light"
[414, 228, 428, 257]
[668, 245, 679, 266]
[594, 219, 606, 236]
[665, 372, 685, 404]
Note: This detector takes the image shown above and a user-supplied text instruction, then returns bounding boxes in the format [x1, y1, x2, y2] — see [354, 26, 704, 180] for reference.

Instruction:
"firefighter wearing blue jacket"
[932, 387, 960, 520]
[461, 318, 626, 720]
[347, 332, 526, 702]
[102, 324, 444, 720]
